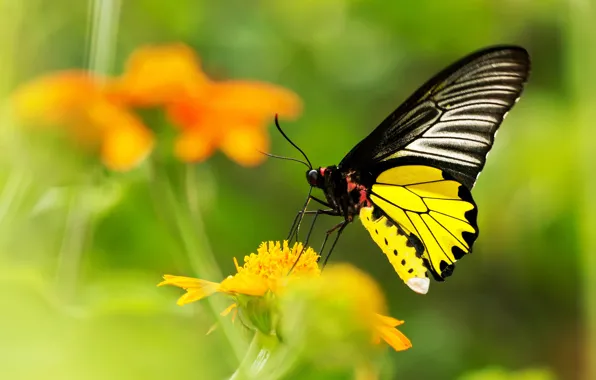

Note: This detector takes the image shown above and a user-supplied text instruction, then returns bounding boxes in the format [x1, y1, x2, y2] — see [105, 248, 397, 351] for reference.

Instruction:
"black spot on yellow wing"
[372, 207, 383, 221]
[359, 207, 429, 287]
[368, 165, 479, 280]
[405, 233, 424, 257]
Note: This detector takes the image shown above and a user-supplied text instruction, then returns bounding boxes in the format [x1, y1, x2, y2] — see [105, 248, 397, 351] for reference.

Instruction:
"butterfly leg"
[288, 207, 337, 274]
[287, 193, 334, 242]
[317, 220, 348, 268]
[287, 188, 313, 241]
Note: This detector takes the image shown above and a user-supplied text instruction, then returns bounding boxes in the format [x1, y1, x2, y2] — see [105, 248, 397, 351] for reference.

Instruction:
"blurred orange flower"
[112, 44, 302, 166]
[12, 71, 154, 171]
[12, 43, 302, 170]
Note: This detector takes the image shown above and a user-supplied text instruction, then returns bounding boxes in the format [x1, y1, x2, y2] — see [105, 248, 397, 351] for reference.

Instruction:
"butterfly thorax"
[319, 166, 372, 221]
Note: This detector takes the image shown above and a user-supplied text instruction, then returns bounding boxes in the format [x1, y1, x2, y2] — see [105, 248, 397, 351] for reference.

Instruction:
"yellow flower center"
[235, 241, 320, 280]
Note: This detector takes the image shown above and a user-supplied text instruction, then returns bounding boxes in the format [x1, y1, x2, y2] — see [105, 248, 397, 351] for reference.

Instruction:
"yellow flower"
[159, 241, 319, 305]
[12, 71, 154, 171]
[159, 241, 411, 352]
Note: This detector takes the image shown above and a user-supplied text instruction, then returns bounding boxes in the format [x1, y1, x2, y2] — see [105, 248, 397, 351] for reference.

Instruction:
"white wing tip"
[407, 277, 430, 294]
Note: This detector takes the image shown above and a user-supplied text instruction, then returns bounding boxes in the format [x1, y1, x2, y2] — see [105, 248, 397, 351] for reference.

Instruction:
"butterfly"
[278, 46, 530, 294]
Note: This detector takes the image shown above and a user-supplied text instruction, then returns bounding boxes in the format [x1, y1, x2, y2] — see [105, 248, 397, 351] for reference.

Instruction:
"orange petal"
[101, 123, 154, 171]
[373, 314, 411, 351]
[174, 130, 217, 163]
[85, 101, 153, 171]
[208, 81, 302, 121]
[166, 101, 206, 132]
[12, 71, 101, 125]
[375, 314, 405, 328]
[377, 325, 412, 351]
[219, 125, 269, 167]
[109, 43, 210, 106]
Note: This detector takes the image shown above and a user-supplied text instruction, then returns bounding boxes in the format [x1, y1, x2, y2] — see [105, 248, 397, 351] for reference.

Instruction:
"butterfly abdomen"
[360, 207, 430, 294]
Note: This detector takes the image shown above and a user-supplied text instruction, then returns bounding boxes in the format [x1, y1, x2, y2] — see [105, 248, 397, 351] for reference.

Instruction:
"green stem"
[147, 159, 246, 362]
[55, 185, 94, 304]
[566, 1, 596, 378]
[229, 332, 280, 380]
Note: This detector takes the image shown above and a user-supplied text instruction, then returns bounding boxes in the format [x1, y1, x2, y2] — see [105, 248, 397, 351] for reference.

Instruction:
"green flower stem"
[0, 170, 30, 229]
[229, 332, 282, 380]
[566, 1, 596, 378]
[147, 159, 246, 363]
[55, 188, 92, 303]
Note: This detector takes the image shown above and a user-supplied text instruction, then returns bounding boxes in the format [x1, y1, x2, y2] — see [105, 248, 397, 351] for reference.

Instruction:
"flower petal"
[109, 44, 209, 106]
[374, 314, 411, 351]
[219, 125, 269, 166]
[220, 303, 237, 317]
[208, 81, 302, 120]
[174, 130, 217, 163]
[219, 273, 269, 296]
[12, 71, 100, 125]
[158, 275, 221, 305]
[159, 274, 218, 289]
[101, 124, 154, 171]
[374, 313, 404, 328]
[376, 325, 412, 351]
[85, 101, 154, 171]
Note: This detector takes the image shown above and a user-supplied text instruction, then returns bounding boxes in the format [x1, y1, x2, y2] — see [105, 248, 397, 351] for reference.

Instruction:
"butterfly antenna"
[258, 150, 311, 169]
[274, 114, 313, 169]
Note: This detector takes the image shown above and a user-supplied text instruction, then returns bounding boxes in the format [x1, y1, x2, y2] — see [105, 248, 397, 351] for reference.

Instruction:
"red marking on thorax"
[346, 175, 372, 208]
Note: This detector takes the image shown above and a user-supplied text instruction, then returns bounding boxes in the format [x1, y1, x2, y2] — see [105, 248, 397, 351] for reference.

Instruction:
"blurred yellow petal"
[372, 314, 411, 351]
[110, 43, 209, 106]
[84, 101, 153, 171]
[101, 123, 154, 171]
[12, 71, 100, 125]
[374, 324, 412, 352]
[219, 126, 269, 167]
[174, 130, 217, 163]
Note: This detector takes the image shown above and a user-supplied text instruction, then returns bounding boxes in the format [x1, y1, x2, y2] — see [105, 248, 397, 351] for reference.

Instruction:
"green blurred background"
[2, 0, 595, 379]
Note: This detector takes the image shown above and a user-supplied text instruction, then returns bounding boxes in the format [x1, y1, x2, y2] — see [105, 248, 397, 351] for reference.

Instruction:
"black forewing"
[338, 46, 530, 189]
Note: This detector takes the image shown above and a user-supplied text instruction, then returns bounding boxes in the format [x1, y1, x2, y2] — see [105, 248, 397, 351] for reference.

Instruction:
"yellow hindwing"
[360, 207, 430, 294]
[369, 165, 479, 280]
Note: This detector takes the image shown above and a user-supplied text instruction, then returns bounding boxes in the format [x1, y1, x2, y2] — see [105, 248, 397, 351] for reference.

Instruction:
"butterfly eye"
[306, 169, 319, 186]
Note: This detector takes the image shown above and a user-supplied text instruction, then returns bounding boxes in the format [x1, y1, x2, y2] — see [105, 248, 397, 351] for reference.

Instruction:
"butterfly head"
[306, 168, 326, 188]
